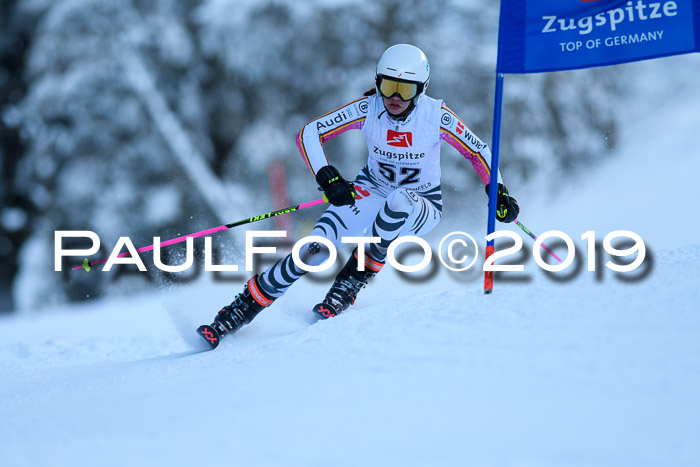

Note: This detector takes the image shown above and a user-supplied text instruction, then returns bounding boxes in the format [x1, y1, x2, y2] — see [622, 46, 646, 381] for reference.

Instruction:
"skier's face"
[382, 95, 411, 116]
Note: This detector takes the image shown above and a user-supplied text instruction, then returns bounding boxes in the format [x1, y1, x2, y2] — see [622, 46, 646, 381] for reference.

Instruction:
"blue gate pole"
[484, 72, 505, 294]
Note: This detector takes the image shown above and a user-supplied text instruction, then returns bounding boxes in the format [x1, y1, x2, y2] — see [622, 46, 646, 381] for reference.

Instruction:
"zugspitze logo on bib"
[387, 130, 412, 147]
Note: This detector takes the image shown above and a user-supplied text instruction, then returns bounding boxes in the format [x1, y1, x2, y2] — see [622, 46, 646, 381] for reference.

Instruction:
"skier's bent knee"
[387, 188, 419, 216]
[298, 241, 333, 267]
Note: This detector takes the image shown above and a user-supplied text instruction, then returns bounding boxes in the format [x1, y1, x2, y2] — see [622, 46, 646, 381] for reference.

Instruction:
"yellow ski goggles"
[377, 76, 421, 101]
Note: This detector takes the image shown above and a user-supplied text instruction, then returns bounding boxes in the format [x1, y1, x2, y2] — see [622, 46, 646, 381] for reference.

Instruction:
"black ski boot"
[197, 275, 274, 349]
[313, 250, 384, 319]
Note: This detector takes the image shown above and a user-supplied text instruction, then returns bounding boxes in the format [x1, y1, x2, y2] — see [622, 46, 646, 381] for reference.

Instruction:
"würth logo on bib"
[387, 130, 412, 147]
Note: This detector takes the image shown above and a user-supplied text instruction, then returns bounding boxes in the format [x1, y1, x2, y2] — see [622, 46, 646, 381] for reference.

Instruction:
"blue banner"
[497, 0, 700, 73]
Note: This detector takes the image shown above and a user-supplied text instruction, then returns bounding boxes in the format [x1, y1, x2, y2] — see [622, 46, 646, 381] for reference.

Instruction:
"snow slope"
[1, 55, 700, 467]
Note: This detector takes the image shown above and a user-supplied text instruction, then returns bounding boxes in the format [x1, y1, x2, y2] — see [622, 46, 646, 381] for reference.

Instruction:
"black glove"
[485, 183, 519, 223]
[316, 165, 356, 207]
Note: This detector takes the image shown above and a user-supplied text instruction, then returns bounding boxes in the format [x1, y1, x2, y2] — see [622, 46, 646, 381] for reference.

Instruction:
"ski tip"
[312, 303, 339, 320]
[196, 325, 221, 349]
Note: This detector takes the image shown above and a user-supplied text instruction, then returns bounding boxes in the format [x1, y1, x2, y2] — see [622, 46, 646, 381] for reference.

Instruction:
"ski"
[196, 324, 221, 350]
[312, 302, 340, 319]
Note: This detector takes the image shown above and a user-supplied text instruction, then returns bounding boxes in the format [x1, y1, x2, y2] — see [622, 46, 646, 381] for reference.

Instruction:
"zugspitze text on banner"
[497, 0, 700, 73]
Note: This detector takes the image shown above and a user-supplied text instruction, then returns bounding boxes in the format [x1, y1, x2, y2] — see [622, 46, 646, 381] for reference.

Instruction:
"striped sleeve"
[296, 97, 369, 176]
[439, 104, 502, 185]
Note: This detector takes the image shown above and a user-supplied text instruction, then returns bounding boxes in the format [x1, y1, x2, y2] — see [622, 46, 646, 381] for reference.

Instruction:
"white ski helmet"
[375, 44, 430, 105]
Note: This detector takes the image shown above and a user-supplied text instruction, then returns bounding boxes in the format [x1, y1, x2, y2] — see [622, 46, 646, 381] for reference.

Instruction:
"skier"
[203, 44, 519, 340]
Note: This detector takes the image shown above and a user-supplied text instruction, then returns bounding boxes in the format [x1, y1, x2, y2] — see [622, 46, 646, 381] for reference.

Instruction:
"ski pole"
[74, 198, 327, 271]
[514, 219, 562, 262]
